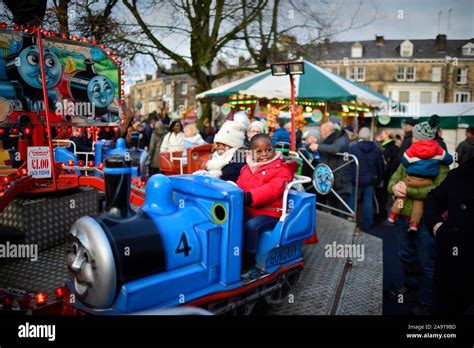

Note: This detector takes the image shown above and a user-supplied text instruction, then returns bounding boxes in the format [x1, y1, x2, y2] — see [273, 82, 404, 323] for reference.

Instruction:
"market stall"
[197, 60, 390, 135]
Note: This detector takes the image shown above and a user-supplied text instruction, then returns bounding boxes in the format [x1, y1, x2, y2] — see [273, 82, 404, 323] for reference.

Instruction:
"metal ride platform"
[0, 244, 67, 293]
[266, 210, 383, 315]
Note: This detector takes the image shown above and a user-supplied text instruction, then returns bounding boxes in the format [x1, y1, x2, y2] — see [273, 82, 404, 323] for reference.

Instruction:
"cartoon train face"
[67, 154, 316, 314]
[87, 75, 114, 108]
[63, 59, 115, 114]
[14, 45, 61, 89]
[6, 42, 61, 91]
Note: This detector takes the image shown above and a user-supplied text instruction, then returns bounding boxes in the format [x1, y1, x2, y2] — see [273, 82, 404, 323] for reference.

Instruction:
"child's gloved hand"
[244, 192, 253, 206]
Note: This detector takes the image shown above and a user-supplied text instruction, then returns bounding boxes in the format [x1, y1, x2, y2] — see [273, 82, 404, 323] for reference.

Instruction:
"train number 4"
[175, 232, 192, 257]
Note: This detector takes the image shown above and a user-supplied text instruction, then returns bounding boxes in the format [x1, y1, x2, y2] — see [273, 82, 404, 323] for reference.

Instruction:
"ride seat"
[255, 178, 316, 270]
[186, 144, 213, 174]
[159, 152, 185, 176]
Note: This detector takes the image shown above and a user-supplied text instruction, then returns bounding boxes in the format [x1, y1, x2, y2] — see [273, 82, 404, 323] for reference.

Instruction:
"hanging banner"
[27, 146, 51, 178]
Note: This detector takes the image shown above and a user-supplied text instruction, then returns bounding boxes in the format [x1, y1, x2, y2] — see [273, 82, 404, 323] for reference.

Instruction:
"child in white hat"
[194, 120, 247, 181]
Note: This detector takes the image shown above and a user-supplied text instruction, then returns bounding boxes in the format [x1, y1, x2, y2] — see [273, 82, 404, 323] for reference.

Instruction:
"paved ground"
[266, 210, 383, 315]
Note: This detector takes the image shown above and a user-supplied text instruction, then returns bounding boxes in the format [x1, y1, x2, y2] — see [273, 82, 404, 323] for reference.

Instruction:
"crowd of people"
[30, 107, 473, 315]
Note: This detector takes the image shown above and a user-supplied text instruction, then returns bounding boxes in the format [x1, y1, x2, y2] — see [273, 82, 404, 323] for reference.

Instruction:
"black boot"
[241, 252, 255, 272]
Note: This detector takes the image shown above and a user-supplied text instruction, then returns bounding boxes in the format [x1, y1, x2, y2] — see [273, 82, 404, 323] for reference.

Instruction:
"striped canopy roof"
[197, 60, 389, 107]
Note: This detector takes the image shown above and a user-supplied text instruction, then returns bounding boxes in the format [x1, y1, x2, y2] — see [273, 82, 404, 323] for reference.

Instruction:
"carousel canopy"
[197, 60, 389, 107]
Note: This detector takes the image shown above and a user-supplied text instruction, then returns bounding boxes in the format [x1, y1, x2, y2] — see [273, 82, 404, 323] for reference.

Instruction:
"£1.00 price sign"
[27, 147, 52, 178]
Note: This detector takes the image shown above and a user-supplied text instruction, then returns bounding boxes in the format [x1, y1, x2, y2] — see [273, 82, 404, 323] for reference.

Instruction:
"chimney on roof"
[319, 37, 330, 55]
[436, 34, 447, 52]
[375, 35, 384, 46]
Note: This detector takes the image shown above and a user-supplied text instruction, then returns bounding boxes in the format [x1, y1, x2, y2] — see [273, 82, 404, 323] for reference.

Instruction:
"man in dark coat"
[399, 119, 419, 157]
[376, 130, 400, 219]
[349, 128, 384, 229]
[313, 122, 351, 212]
[424, 156, 474, 315]
[456, 127, 474, 166]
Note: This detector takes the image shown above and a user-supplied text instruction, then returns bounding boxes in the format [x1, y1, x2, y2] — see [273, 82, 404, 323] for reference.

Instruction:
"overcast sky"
[334, 0, 473, 40]
[123, 0, 474, 88]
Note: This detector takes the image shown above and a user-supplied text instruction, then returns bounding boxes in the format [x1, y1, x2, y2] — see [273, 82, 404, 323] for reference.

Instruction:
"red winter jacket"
[236, 158, 299, 218]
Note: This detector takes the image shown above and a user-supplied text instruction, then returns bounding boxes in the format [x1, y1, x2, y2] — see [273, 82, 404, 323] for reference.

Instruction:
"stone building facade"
[309, 35, 474, 104]
[128, 67, 196, 116]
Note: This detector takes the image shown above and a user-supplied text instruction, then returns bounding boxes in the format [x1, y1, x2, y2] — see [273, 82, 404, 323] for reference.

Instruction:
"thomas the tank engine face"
[67, 216, 117, 309]
[87, 75, 114, 108]
[17, 45, 61, 89]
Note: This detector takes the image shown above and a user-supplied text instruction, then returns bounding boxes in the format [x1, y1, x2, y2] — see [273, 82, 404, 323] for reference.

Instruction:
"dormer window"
[462, 42, 474, 56]
[351, 42, 363, 58]
[400, 40, 414, 57]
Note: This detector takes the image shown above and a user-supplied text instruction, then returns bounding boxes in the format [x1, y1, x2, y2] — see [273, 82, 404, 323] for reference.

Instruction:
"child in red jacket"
[236, 134, 299, 276]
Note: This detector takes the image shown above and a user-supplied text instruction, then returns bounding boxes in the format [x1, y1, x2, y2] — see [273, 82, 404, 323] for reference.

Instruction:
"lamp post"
[271, 61, 305, 152]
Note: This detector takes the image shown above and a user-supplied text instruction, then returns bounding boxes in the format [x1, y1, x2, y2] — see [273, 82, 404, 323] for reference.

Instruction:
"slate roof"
[308, 38, 474, 61]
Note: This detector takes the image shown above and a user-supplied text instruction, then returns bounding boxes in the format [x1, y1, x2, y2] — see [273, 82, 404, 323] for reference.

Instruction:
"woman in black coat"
[424, 156, 474, 315]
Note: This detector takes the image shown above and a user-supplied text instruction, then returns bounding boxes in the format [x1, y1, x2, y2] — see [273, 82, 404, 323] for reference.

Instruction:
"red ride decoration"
[13, 24, 21, 31]
[0, 22, 7, 29]
[24, 127, 31, 135]
[12, 128, 18, 134]
[54, 287, 64, 299]
[91, 39, 97, 45]
[67, 160, 74, 166]
[87, 161, 94, 167]
[2, 176, 10, 184]
[19, 168, 28, 176]
[61, 33, 68, 39]
[71, 35, 78, 41]
[18, 295, 32, 310]
[35, 292, 47, 306]
[105, 127, 111, 132]
[0, 128, 5, 134]
[50, 32, 57, 38]
[81, 37, 88, 43]
[98, 162, 104, 170]
[78, 160, 85, 167]
[113, 126, 119, 132]
[2, 297, 13, 310]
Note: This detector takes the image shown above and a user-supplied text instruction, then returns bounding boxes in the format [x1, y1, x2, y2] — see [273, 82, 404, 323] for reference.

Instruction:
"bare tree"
[51, 0, 69, 34]
[122, 0, 269, 119]
[242, 0, 380, 68]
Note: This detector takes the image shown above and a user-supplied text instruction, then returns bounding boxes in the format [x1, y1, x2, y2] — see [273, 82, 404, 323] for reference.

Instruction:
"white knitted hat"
[214, 120, 246, 148]
[233, 111, 250, 128]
